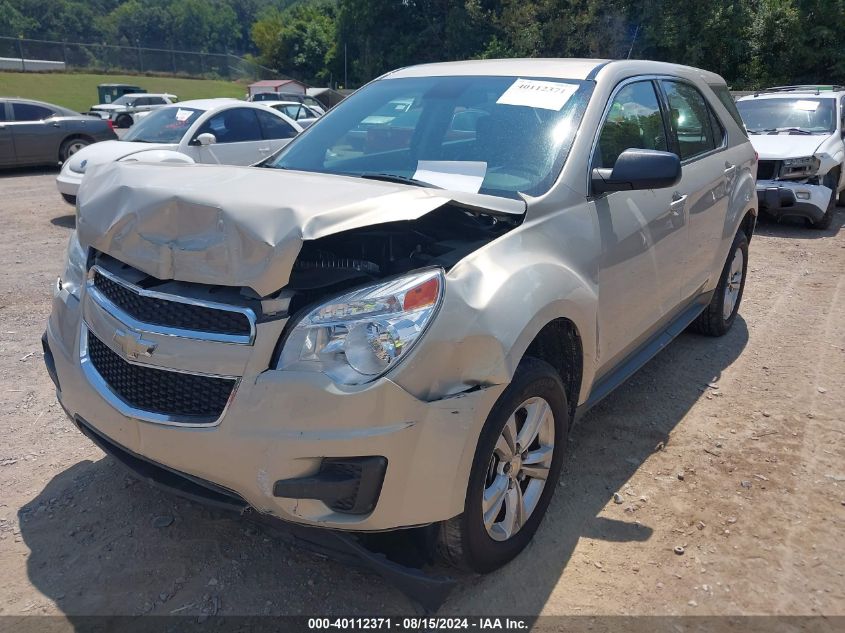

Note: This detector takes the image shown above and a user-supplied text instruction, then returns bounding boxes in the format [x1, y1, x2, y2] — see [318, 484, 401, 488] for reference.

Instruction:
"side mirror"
[196, 133, 217, 146]
[591, 148, 682, 195]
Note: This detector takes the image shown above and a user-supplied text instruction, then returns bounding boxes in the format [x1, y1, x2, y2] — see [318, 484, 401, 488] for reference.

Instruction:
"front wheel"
[436, 358, 568, 573]
[691, 230, 748, 337]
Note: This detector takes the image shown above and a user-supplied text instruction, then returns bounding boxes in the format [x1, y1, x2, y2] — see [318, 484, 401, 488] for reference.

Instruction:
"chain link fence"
[0, 36, 280, 81]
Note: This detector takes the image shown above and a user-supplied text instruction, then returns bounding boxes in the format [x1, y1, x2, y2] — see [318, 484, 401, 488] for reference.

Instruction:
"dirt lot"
[0, 166, 843, 621]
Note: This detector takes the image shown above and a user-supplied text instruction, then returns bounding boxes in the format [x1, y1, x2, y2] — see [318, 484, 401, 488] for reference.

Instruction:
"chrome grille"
[86, 329, 236, 424]
[92, 269, 252, 338]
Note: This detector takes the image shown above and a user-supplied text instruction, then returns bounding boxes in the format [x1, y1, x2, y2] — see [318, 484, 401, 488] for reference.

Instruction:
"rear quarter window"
[709, 84, 747, 136]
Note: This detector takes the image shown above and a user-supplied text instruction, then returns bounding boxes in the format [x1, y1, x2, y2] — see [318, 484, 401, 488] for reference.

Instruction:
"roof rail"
[754, 84, 845, 96]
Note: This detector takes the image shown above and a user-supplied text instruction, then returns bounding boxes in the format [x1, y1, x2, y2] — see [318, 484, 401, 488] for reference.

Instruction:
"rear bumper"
[756, 180, 830, 222]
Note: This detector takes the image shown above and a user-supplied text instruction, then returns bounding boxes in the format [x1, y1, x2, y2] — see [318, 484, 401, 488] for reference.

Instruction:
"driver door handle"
[724, 162, 737, 176]
[670, 192, 687, 216]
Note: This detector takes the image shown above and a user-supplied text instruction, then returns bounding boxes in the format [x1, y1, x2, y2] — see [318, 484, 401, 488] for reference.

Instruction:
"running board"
[575, 292, 713, 421]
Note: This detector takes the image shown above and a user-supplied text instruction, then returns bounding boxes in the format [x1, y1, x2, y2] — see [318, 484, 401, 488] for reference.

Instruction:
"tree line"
[3, 0, 844, 90]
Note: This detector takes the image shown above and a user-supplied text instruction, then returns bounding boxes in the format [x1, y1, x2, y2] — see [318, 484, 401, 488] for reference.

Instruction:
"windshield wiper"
[359, 172, 441, 189]
[772, 127, 813, 135]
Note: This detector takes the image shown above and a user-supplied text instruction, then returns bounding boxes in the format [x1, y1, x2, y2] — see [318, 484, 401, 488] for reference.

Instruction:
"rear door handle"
[724, 162, 737, 176]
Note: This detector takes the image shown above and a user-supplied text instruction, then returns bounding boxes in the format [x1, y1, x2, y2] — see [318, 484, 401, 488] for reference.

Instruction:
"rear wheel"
[691, 230, 748, 337]
[60, 193, 76, 205]
[115, 114, 133, 129]
[436, 358, 568, 573]
[59, 137, 89, 163]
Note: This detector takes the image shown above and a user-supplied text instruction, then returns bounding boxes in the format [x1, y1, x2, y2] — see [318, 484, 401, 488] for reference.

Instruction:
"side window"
[594, 81, 667, 168]
[148, 97, 165, 105]
[194, 108, 261, 143]
[709, 83, 747, 135]
[133, 98, 148, 107]
[661, 81, 717, 160]
[0, 102, 7, 122]
[12, 103, 53, 121]
[256, 109, 298, 140]
[709, 108, 726, 147]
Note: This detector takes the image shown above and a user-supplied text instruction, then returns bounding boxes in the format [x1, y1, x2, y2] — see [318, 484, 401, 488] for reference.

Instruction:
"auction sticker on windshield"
[175, 109, 193, 122]
[413, 160, 487, 192]
[496, 78, 579, 111]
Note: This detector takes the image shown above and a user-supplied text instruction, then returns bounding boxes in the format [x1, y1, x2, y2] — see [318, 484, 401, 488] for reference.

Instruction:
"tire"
[60, 193, 76, 206]
[436, 357, 569, 573]
[115, 114, 133, 129]
[811, 168, 838, 230]
[691, 230, 749, 337]
[59, 137, 89, 163]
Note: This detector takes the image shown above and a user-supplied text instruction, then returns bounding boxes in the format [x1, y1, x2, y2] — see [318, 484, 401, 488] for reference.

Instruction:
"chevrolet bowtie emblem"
[113, 329, 157, 359]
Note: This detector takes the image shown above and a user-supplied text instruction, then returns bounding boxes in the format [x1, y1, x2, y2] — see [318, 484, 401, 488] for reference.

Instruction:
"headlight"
[779, 156, 820, 179]
[57, 230, 87, 299]
[276, 268, 444, 385]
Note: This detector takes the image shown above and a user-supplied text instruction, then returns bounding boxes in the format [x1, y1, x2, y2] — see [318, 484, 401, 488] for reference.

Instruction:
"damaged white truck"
[44, 59, 757, 574]
[736, 85, 845, 229]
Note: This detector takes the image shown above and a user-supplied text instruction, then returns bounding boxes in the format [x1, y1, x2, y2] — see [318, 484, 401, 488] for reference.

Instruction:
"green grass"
[0, 71, 248, 113]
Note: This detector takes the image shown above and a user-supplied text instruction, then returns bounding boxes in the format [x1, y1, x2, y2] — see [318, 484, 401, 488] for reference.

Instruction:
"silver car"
[45, 59, 757, 573]
[0, 98, 116, 168]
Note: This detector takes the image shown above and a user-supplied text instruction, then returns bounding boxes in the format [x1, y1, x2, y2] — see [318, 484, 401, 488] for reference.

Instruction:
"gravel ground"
[0, 166, 843, 619]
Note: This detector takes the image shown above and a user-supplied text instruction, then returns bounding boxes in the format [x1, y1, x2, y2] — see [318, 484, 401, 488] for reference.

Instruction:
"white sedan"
[57, 99, 303, 204]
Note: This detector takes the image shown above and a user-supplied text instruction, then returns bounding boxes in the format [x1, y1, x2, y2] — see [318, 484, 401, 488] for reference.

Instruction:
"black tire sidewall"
[459, 358, 569, 573]
[116, 114, 132, 128]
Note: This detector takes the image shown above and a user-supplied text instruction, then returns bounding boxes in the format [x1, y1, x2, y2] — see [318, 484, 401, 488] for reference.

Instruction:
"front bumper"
[56, 167, 82, 199]
[45, 282, 504, 532]
[756, 179, 831, 222]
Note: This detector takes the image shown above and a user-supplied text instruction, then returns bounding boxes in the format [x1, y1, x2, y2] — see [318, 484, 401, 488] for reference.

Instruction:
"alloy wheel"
[483, 396, 555, 542]
[722, 246, 744, 321]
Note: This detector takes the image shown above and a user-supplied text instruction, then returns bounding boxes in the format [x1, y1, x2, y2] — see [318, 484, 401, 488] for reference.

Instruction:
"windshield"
[123, 106, 202, 143]
[737, 97, 836, 134]
[110, 95, 139, 106]
[269, 75, 593, 198]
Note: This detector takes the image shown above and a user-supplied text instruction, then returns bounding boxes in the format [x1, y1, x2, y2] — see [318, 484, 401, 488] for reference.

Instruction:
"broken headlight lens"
[57, 230, 87, 299]
[779, 156, 820, 179]
[277, 268, 444, 385]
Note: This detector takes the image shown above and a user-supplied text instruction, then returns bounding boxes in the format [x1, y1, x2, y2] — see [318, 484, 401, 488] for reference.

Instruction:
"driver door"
[590, 79, 688, 372]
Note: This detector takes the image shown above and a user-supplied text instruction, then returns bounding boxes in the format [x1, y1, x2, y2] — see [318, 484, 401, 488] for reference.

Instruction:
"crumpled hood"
[76, 162, 525, 297]
[67, 140, 177, 174]
[748, 134, 827, 160]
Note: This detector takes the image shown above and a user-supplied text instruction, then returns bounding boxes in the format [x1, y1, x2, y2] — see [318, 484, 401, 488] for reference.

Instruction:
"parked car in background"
[0, 98, 117, 169]
[249, 91, 326, 114]
[57, 99, 302, 204]
[736, 85, 845, 229]
[261, 101, 322, 129]
[88, 93, 178, 129]
[46, 59, 757, 573]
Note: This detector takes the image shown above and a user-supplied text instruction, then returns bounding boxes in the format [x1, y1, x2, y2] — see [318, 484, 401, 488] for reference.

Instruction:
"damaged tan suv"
[44, 59, 757, 573]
